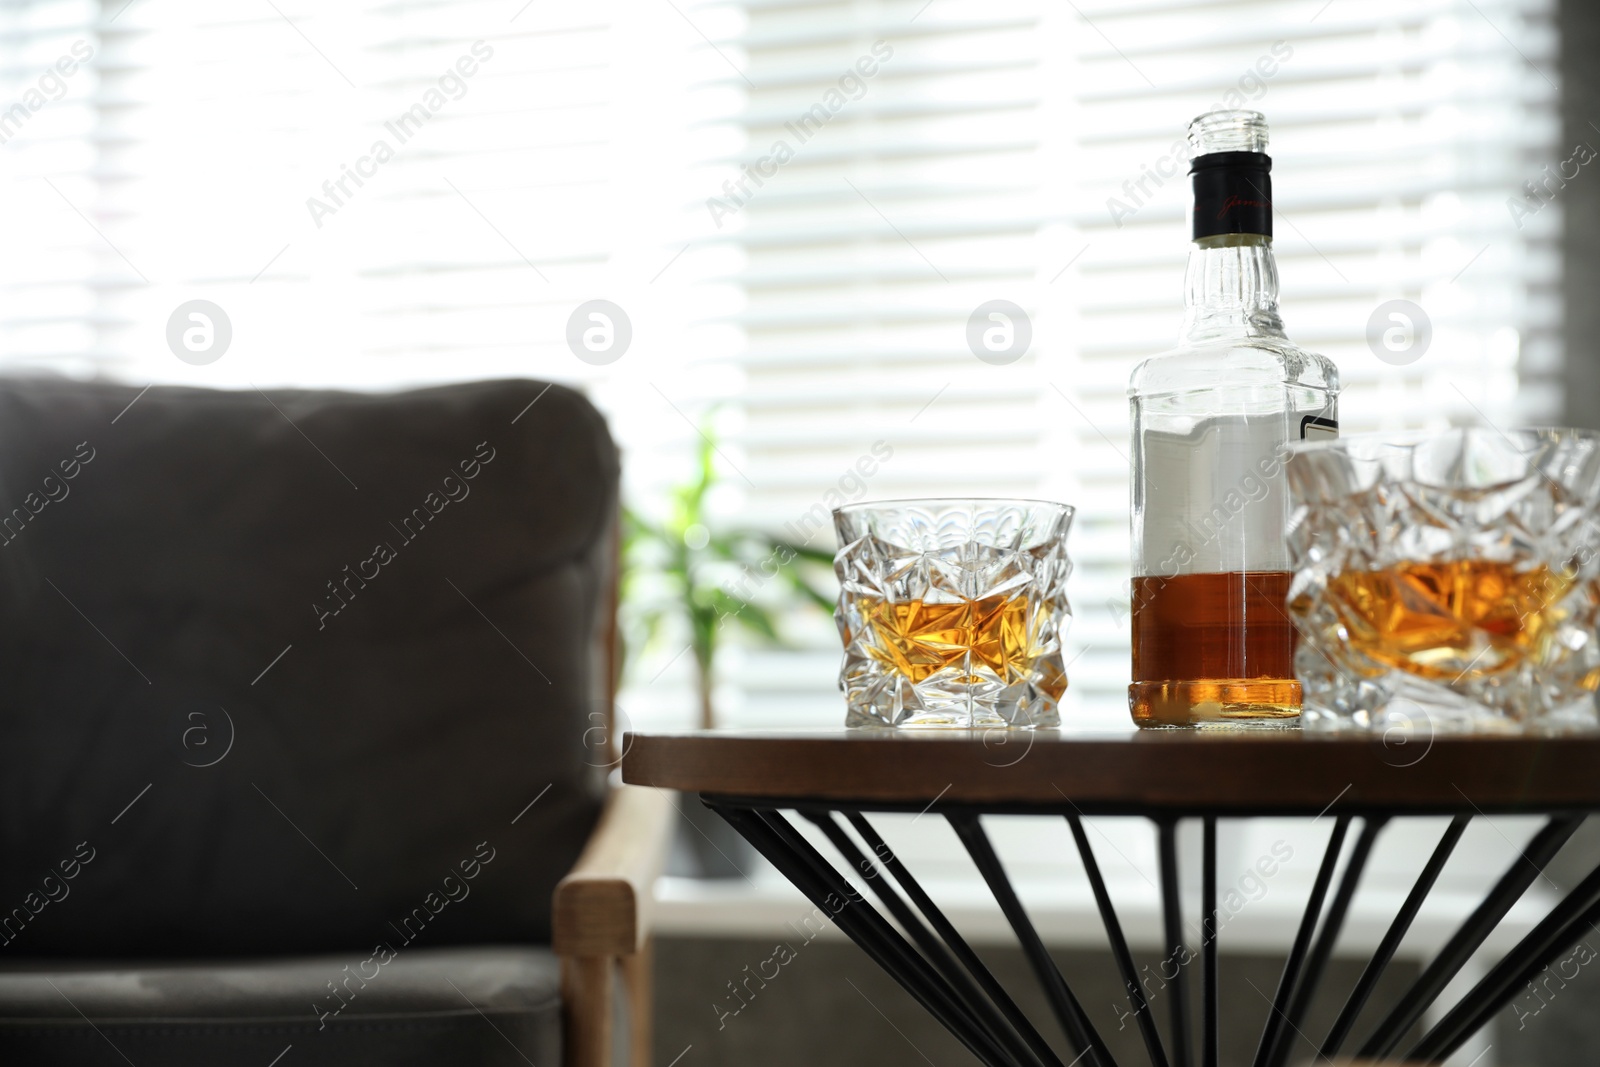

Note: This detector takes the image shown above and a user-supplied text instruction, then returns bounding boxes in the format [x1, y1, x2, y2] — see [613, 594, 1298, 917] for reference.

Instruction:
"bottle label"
[1301, 415, 1338, 441]
[1138, 405, 1337, 578]
[1191, 151, 1272, 240]
[1140, 414, 1293, 575]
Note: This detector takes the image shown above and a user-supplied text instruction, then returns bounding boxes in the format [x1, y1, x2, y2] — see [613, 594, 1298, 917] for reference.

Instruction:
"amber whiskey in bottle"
[1127, 111, 1339, 728]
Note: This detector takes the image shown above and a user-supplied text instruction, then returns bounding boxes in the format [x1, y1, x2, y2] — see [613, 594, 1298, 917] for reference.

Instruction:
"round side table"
[623, 727, 1600, 1067]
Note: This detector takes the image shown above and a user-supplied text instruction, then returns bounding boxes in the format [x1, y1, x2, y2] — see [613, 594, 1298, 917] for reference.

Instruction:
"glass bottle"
[1127, 110, 1339, 728]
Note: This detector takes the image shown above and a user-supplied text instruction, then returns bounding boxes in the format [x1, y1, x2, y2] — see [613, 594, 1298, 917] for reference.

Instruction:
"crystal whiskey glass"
[833, 499, 1073, 728]
[1287, 429, 1600, 732]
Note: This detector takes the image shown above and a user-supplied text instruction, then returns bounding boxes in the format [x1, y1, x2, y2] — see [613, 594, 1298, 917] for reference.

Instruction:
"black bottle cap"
[1190, 150, 1272, 240]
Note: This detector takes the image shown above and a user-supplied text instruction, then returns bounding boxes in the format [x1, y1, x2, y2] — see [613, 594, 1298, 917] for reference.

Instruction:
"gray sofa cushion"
[0, 946, 562, 1066]
[0, 377, 617, 958]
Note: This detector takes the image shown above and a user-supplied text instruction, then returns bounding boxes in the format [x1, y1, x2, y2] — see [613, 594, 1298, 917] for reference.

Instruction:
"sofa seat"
[0, 945, 561, 1066]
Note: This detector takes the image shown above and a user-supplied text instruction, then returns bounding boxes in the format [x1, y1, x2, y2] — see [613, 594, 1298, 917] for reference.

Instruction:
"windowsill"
[653, 870, 1556, 960]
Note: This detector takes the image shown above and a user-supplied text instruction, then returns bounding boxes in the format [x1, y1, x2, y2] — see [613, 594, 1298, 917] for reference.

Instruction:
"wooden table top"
[620, 727, 1600, 815]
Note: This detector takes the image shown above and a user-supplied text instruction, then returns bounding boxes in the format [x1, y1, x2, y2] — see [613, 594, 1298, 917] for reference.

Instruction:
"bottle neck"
[1180, 233, 1284, 343]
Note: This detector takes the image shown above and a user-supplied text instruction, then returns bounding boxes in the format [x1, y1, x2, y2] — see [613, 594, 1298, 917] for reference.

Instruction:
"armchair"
[0, 376, 670, 1066]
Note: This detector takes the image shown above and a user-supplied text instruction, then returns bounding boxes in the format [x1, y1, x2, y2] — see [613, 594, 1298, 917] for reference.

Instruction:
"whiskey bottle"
[1127, 110, 1339, 728]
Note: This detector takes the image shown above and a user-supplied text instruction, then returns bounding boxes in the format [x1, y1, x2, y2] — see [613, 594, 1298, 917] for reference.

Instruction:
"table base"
[703, 797, 1596, 1067]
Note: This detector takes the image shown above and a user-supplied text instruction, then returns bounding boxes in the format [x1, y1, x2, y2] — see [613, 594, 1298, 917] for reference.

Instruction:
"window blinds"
[0, 0, 1561, 728]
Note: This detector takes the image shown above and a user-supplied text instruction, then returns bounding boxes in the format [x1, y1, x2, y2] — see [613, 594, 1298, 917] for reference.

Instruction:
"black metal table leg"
[1201, 817, 1217, 1067]
[1319, 814, 1469, 1059]
[1356, 814, 1585, 1059]
[1067, 815, 1171, 1067]
[700, 792, 1599, 1067]
[1273, 815, 1387, 1064]
[1253, 815, 1350, 1067]
[842, 812, 1068, 1067]
[1155, 819, 1191, 1067]
[801, 809, 1057, 1067]
[949, 812, 1115, 1067]
[711, 804, 1021, 1067]
[1408, 855, 1600, 1061]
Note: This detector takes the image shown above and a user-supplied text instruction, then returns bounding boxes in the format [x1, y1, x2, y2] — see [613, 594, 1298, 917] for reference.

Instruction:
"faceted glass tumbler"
[833, 498, 1074, 728]
[1285, 429, 1600, 733]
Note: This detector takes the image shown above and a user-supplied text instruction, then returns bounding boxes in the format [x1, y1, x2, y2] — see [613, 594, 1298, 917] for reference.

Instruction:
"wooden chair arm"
[554, 784, 675, 958]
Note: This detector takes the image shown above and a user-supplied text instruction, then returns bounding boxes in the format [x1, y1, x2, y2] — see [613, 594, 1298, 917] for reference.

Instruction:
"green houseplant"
[621, 431, 834, 731]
